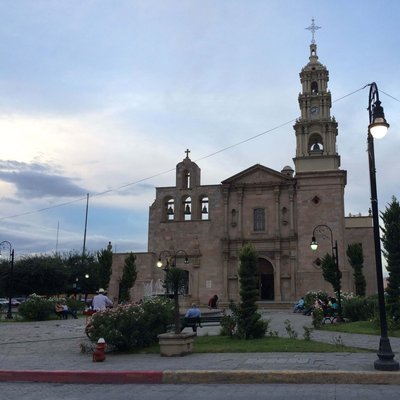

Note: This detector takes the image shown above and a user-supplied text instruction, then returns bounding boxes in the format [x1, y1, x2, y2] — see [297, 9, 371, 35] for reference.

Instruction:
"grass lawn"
[138, 335, 370, 354]
[320, 320, 400, 338]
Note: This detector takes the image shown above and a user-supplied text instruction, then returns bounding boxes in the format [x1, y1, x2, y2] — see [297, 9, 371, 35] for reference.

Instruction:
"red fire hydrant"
[92, 338, 106, 362]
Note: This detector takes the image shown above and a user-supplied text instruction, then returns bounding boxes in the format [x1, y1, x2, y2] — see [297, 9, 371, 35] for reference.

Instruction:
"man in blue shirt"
[181, 303, 202, 333]
[185, 303, 201, 318]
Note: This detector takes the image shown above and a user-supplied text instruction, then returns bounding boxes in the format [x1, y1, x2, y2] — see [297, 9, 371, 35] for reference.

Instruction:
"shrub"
[284, 319, 298, 339]
[304, 290, 328, 308]
[220, 315, 237, 337]
[342, 296, 377, 322]
[18, 294, 55, 321]
[312, 307, 324, 329]
[87, 296, 174, 351]
[220, 300, 270, 339]
[66, 297, 85, 312]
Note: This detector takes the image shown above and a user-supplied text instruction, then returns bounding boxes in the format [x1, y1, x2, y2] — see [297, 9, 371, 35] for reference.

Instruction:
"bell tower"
[293, 25, 340, 173]
[293, 20, 347, 301]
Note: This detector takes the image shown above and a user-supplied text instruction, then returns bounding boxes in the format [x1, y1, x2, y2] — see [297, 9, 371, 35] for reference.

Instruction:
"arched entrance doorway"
[258, 258, 274, 300]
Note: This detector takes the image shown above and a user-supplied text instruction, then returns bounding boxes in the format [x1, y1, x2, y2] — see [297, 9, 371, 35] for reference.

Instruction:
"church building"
[108, 38, 377, 307]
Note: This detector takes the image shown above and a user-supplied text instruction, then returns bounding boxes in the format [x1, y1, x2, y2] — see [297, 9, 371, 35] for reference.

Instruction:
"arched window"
[184, 170, 191, 189]
[183, 196, 192, 221]
[201, 196, 209, 220]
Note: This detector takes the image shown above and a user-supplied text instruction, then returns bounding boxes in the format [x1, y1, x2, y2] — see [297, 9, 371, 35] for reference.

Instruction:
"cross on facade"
[305, 18, 321, 44]
[185, 149, 191, 158]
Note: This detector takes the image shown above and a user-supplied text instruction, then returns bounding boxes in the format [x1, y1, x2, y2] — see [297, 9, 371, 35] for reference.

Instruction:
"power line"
[0, 84, 394, 222]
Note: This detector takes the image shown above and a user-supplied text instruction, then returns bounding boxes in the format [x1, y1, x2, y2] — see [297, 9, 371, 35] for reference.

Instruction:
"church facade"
[108, 41, 377, 306]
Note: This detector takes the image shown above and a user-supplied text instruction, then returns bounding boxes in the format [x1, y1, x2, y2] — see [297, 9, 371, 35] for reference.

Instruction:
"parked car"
[11, 298, 21, 306]
[0, 298, 9, 305]
[14, 297, 26, 303]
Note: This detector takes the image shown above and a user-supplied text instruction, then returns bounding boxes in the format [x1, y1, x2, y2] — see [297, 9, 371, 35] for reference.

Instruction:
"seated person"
[67, 295, 78, 319]
[181, 303, 202, 332]
[208, 294, 219, 309]
[55, 302, 68, 320]
[293, 297, 305, 313]
[330, 297, 338, 309]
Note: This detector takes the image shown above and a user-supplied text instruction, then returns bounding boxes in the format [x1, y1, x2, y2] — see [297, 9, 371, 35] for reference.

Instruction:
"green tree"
[97, 245, 113, 290]
[236, 243, 267, 339]
[63, 251, 99, 298]
[3, 255, 68, 296]
[321, 253, 342, 297]
[119, 252, 138, 303]
[346, 243, 366, 297]
[381, 196, 400, 320]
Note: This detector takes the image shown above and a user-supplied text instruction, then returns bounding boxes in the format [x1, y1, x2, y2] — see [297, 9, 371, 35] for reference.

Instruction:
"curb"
[0, 370, 163, 384]
[164, 370, 400, 385]
[1, 369, 400, 385]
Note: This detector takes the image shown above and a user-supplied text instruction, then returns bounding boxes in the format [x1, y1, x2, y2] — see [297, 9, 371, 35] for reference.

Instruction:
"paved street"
[0, 309, 399, 386]
[1, 383, 400, 400]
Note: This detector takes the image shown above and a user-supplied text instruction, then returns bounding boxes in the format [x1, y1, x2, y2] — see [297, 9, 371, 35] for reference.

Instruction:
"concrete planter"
[157, 332, 196, 357]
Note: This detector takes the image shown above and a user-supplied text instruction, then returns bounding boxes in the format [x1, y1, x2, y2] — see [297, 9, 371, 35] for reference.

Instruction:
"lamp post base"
[374, 337, 399, 371]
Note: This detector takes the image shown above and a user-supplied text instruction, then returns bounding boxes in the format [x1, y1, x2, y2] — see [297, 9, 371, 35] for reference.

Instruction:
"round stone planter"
[157, 332, 196, 357]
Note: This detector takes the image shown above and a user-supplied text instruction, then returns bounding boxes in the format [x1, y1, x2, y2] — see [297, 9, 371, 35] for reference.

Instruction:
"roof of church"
[221, 163, 294, 185]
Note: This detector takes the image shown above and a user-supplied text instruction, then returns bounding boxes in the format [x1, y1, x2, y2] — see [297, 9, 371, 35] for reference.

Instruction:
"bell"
[185, 204, 191, 214]
[167, 206, 174, 215]
[202, 205, 208, 214]
[311, 142, 321, 152]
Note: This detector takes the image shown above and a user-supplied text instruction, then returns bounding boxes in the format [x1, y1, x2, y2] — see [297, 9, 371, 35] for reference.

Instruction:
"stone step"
[256, 301, 292, 310]
[214, 301, 292, 311]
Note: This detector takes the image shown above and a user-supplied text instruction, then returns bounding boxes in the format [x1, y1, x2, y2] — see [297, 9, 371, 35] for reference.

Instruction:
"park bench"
[178, 311, 225, 333]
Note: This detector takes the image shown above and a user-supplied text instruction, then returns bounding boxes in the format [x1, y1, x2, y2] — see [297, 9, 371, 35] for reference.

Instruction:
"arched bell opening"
[164, 197, 175, 221]
[200, 196, 209, 220]
[183, 196, 192, 221]
[308, 134, 324, 154]
[311, 81, 318, 94]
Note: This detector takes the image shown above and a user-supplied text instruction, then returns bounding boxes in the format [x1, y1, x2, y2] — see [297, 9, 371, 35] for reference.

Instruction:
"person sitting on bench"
[181, 303, 202, 332]
[55, 302, 68, 319]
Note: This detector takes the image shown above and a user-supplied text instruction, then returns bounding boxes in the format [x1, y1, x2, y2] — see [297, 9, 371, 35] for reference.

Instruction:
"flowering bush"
[18, 294, 55, 321]
[339, 291, 355, 302]
[304, 290, 329, 308]
[87, 296, 174, 351]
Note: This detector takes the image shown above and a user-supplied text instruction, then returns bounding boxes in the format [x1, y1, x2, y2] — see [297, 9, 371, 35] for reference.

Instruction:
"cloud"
[0, 159, 86, 199]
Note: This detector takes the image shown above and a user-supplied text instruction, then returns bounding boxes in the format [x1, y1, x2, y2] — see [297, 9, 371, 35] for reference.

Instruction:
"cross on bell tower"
[305, 18, 321, 44]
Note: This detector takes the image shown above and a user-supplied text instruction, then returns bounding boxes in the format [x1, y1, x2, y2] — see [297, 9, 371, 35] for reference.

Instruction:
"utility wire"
[0, 84, 395, 222]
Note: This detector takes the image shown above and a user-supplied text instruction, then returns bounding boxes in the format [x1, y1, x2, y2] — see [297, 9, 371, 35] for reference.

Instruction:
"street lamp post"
[367, 82, 399, 371]
[310, 224, 343, 319]
[0, 241, 15, 320]
[156, 249, 189, 334]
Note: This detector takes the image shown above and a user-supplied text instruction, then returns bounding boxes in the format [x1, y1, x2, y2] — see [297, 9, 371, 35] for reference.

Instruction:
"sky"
[0, 0, 399, 258]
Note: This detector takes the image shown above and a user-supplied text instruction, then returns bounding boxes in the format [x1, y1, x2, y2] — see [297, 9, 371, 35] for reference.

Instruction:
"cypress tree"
[119, 253, 138, 303]
[346, 243, 366, 297]
[237, 243, 267, 339]
[381, 196, 400, 320]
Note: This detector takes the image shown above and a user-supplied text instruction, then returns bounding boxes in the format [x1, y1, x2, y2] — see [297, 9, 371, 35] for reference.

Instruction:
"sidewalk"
[1, 311, 399, 384]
